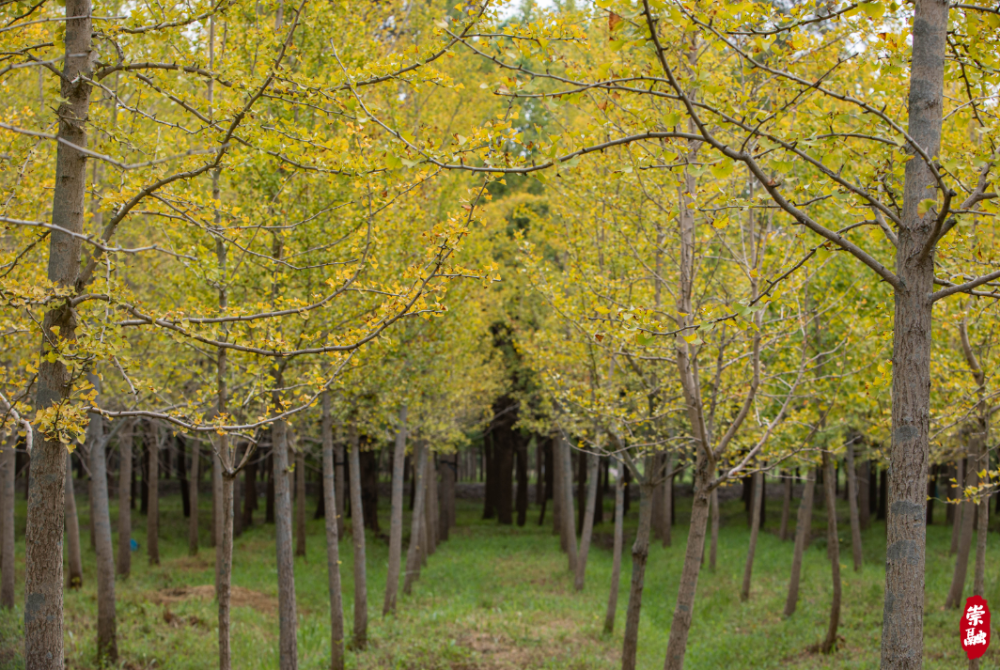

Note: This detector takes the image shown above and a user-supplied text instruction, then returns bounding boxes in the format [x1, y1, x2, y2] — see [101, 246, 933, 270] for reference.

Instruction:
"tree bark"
[87, 405, 117, 663]
[147, 427, 160, 566]
[558, 435, 578, 573]
[845, 445, 863, 571]
[515, 438, 528, 527]
[321, 394, 345, 670]
[820, 451, 842, 653]
[23, 0, 92, 662]
[784, 467, 816, 617]
[604, 459, 625, 634]
[295, 446, 306, 558]
[574, 451, 599, 591]
[404, 442, 428, 595]
[881, 2, 947, 666]
[273, 419, 298, 668]
[946, 451, 977, 609]
[483, 435, 496, 520]
[440, 453, 456, 541]
[117, 423, 132, 578]
[65, 453, 83, 588]
[189, 437, 200, 555]
[383, 405, 407, 616]
[1, 432, 15, 609]
[552, 434, 564, 544]
[709, 487, 719, 572]
[740, 470, 764, 601]
[347, 425, 368, 649]
[218, 466, 235, 670]
[621, 480, 654, 670]
[212, 448, 222, 548]
[335, 434, 345, 539]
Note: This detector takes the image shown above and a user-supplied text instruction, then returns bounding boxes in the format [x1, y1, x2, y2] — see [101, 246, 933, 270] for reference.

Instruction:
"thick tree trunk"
[384, 405, 407, 616]
[779, 470, 793, 541]
[740, 470, 764, 601]
[65, 453, 83, 589]
[23, 1, 92, 662]
[273, 419, 298, 668]
[117, 424, 132, 578]
[820, 451, 842, 653]
[621, 481, 654, 670]
[321, 394, 345, 670]
[295, 447, 306, 558]
[845, 445, 862, 571]
[1, 432, 15, 609]
[148, 431, 160, 566]
[946, 455, 977, 609]
[880, 2, 946, 667]
[87, 406, 117, 662]
[348, 426, 368, 648]
[574, 451, 599, 591]
[405, 442, 428, 596]
[784, 467, 817, 617]
[189, 437, 200, 555]
[604, 460, 625, 634]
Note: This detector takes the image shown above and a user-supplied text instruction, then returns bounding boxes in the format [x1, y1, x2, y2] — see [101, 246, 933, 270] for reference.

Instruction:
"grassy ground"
[0, 481, 998, 669]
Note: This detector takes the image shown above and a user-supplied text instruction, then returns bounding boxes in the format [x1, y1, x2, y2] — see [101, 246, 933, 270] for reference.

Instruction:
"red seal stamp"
[961, 595, 991, 660]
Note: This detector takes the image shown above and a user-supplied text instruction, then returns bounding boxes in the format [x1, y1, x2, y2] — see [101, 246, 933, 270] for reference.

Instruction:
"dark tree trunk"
[65, 454, 83, 589]
[496, 425, 514, 525]
[321, 394, 345, 670]
[1, 433, 15, 609]
[946, 454, 977, 608]
[404, 443, 427, 595]
[576, 448, 586, 535]
[483, 435, 496, 520]
[951, 459, 965, 555]
[538, 438, 552, 526]
[515, 438, 528, 527]
[359, 446, 379, 533]
[926, 464, 936, 525]
[295, 447, 306, 557]
[86, 404, 117, 663]
[117, 424, 132, 578]
[178, 435, 190, 519]
[858, 458, 871, 531]
[266, 447, 275, 524]
[188, 437, 200, 555]
[620, 480, 654, 670]
[784, 468, 817, 617]
[383, 405, 407, 617]
[604, 459, 625, 634]
[877, 467, 887, 520]
[147, 430, 160, 566]
[820, 452, 842, 653]
[243, 453, 256, 528]
[440, 453, 456, 541]
[140, 433, 149, 516]
[347, 426, 368, 649]
[845, 445, 863, 571]
[779, 470, 793, 541]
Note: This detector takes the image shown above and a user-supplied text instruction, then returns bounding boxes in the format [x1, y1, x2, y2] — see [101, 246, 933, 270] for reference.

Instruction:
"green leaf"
[918, 198, 938, 216]
[710, 160, 734, 179]
[859, 2, 884, 18]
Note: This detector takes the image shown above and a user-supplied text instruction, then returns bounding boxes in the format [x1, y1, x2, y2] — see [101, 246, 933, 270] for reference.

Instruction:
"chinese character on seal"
[961, 595, 991, 660]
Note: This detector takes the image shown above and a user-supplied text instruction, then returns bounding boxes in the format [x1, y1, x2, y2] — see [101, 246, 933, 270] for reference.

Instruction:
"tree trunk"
[497, 433, 513, 525]
[65, 453, 83, 588]
[709, 487, 719, 572]
[273, 419, 298, 668]
[321, 394, 345, 670]
[552, 435, 564, 544]
[23, 1, 92, 662]
[779, 470, 793, 541]
[971, 439, 988, 670]
[140, 435, 149, 516]
[740, 470, 764, 601]
[951, 458, 966, 555]
[212, 448, 222, 548]
[539, 438, 553, 526]
[243, 452, 256, 529]
[189, 437, 200, 555]
[335, 435, 345, 539]
[845, 445, 863, 571]
[440, 453, 456, 541]
[784, 467, 817, 617]
[858, 459, 871, 531]
[535, 438, 545, 509]
[515, 439, 528, 527]
[576, 449, 586, 534]
[359, 447, 379, 533]
[662, 452, 674, 547]
[404, 442, 428, 596]
[384, 405, 407, 616]
[880, 3, 945, 666]
[946, 453, 977, 609]
[604, 460, 625, 634]
[217, 468, 235, 670]
[147, 430, 160, 566]
[558, 435, 578, 573]
[1, 432, 15, 609]
[347, 425, 368, 648]
[820, 451, 842, 653]
[117, 423, 132, 578]
[483, 436, 496, 520]
[295, 447, 306, 558]
[266, 447, 275, 524]
[87, 405, 117, 663]
[574, 451, 599, 591]
[426, 454, 439, 555]
[179, 436, 190, 519]
[621, 480, 654, 670]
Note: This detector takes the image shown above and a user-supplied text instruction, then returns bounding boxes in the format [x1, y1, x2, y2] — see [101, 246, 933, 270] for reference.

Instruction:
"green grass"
[0, 482, 997, 669]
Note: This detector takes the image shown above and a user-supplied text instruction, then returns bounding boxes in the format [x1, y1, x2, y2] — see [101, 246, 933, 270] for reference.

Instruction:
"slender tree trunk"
[574, 451, 599, 591]
[426, 454, 439, 554]
[384, 405, 407, 616]
[334, 435, 345, 539]
[845, 444, 862, 571]
[858, 459, 871, 531]
[709, 487, 719, 572]
[515, 439, 529, 527]
[64, 453, 83, 589]
[740, 471, 764, 601]
[404, 443, 428, 595]
[540, 438, 553, 526]
[117, 423, 132, 578]
[295, 447, 306, 558]
[951, 458, 965, 555]
[218, 469, 235, 670]
[348, 425, 368, 648]
[23, 1, 92, 663]
[946, 452, 977, 609]
[535, 438, 545, 508]
[970, 441, 988, 670]
[321, 394, 345, 670]
[553, 435, 564, 545]
[189, 437, 200, 555]
[440, 453, 455, 541]
[87, 409, 118, 665]
[621, 480, 654, 670]
[483, 436, 496, 520]
[604, 460, 625, 634]
[273, 419, 298, 668]
[558, 435, 578, 573]
[818, 451, 842, 653]
[779, 470, 793, 541]
[662, 452, 674, 547]
[784, 467, 817, 617]
[881, 2, 946, 666]
[1, 432, 15, 609]
[243, 453, 256, 528]
[212, 449, 222, 548]
[148, 431, 160, 566]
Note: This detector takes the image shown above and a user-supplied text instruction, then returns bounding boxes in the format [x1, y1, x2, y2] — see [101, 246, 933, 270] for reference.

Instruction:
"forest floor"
[0, 484, 997, 669]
